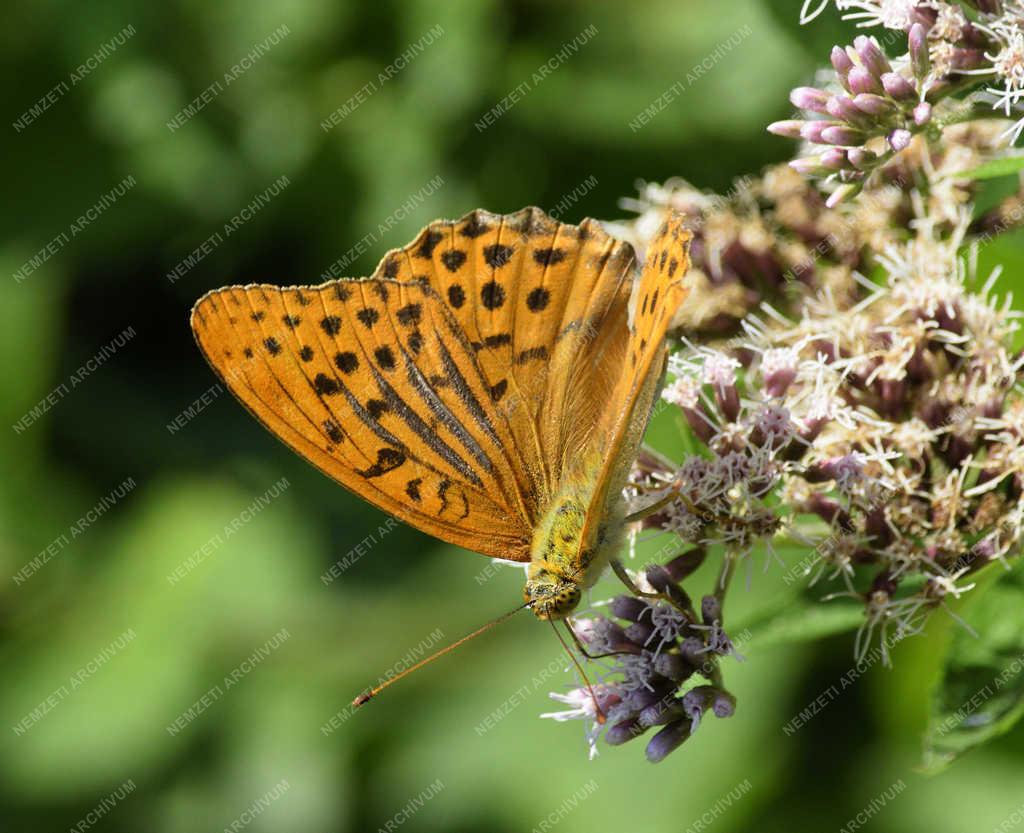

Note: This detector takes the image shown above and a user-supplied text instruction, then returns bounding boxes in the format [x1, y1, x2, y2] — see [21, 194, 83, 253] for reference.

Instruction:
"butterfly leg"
[609, 558, 696, 619]
[624, 483, 733, 528]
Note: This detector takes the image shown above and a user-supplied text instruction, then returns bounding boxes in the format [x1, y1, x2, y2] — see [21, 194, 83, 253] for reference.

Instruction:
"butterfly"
[191, 206, 690, 625]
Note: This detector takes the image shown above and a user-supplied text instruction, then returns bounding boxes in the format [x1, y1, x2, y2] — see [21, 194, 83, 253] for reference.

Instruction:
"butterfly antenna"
[550, 619, 606, 725]
[352, 601, 530, 708]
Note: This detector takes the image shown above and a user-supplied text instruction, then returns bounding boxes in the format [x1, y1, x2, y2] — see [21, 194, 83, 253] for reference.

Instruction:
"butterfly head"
[524, 571, 582, 620]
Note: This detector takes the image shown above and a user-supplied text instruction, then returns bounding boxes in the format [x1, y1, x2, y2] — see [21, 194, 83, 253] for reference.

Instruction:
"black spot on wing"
[323, 419, 345, 444]
[483, 244, 514, 268]
[334, 351, 359, 374]
[374, 345, 396, 370]
[357, 308, 380, 329]
[358, 448, 406, 479]
[441, 250, 467, 272]
[417, 230, 444, 259]
[396, 303, 422, 326]
[447, 284, 466, 308]
[313, 373, 340, 395]
[459, 215, 490, 238]
[516, 346, 548, 364]
[321, 315, 342, 335]
[526, 287, 550, 312]
[532, 247, 566, 266]
[481, 281, 505, 309]
[264, 337, 282, 356]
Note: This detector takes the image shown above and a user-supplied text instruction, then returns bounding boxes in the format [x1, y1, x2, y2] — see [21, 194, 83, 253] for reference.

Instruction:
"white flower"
[835, 0, 922, 30]
[662, 374, 701, 409]
[540, 688, 609, 760]
[703, 353, 741, 388]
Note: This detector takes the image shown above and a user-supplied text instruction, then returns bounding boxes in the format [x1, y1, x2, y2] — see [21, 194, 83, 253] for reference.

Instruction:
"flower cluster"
[777, 0, 1024, 203]
[607, 118, 1004, 339]
[544, 0, 1024, 763]
[541, 553, 740, 762]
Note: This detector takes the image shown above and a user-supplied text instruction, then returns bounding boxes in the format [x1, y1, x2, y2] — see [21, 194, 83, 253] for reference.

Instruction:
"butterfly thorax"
[524, 462, 626, 620]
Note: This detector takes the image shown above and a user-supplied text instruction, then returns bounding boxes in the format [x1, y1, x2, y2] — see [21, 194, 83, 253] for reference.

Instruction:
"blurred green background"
[4, 1, 1024, 831]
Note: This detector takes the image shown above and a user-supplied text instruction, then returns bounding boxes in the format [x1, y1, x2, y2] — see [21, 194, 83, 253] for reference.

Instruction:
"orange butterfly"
[191, 205, 689, 646]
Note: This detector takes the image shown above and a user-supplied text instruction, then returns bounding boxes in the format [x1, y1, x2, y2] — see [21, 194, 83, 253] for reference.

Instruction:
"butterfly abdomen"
[524, 462, 625, 619]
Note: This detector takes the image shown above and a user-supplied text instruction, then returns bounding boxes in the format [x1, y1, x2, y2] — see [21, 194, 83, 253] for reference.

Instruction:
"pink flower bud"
[888, 128, 913, 152]
[767, 119, 806, 138]
[790, 86, 831, 114]
[909, 23, 930, 80]
[820, 125, 863, 146]
[881, 71, 917, 100]
[847, 66, 883, 96]
[854, 35, 892, 79]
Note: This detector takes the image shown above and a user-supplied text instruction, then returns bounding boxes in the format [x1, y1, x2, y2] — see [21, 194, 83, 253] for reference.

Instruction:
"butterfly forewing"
[383, 206, 637, 497]
[190, 207, 683, 571]
[191, 278, 534, 559]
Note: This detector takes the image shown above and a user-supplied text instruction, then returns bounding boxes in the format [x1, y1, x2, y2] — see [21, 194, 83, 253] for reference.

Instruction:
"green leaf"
[955, 155, 1024, 180]
[737, 592, 865, 650]
[921, 559, 1024, 774]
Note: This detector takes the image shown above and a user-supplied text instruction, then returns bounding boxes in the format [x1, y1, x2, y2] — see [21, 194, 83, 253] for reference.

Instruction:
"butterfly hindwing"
[191, 278, 535, 560]
[582, 213, 692, 533]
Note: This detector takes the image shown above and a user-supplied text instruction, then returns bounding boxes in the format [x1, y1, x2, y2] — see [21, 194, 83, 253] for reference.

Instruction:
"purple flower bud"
[909, 23, 930, 80]
[625, 685, 675, 713]
[663, 549, 707, 582]
[767, 119, 806, 139]
[881, 72, 917, 100]
[624, 620, 656, 645]
[606, 718, 645, 745]
[683, 686, 716, 731]
[653, 652, 694, 681]
[679, 636, 705, 666]
[644, 563, 675, 593]
[610, 594, 650, 622]
[681, 401, 717, 445]
[575, 617, 641, 654]
[852, 93, 892, 117]
[913, 101, 932, 126]
[854, 35, 892, 79]
[790, 86, 831, 114]
[711, 690, 737, 719]
[639, 697, 686, 727]
[645, 720, 691, 762]
[847, 66, 882, 96]
[831, 44, 854, 77]
[821, 125, 864, 146]
[888, 128, 913, 152]
[701, 595, 722, 626]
